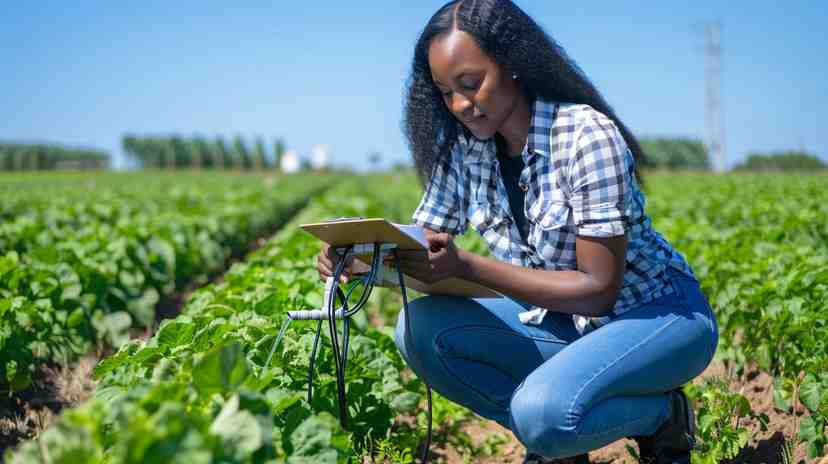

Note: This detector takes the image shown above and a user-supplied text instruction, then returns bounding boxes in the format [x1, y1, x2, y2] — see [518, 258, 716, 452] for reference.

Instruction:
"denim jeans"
[393, 267, 718, 459]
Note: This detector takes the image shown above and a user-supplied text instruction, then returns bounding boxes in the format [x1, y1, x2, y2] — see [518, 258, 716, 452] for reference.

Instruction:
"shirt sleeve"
[411, 143, 467, 236]
[567, 111, 632, 238]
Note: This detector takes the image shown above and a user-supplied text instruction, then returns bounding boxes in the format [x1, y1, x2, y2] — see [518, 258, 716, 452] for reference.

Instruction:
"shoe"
[630, 388, 696, 464]
[523, 452, 590, 464]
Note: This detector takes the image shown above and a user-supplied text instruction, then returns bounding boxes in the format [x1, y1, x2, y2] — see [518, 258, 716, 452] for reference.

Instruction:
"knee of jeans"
[509, 381, 580, 458]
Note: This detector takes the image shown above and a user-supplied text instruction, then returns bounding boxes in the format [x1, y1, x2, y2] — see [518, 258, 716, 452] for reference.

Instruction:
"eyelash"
[441, 82, 479, 97]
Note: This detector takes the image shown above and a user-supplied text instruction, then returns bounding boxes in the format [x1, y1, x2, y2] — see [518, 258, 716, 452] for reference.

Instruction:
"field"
[1, 171, 826, 463]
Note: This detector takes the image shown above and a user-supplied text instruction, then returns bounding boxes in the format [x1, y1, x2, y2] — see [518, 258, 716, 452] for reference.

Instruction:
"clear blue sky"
[1, 1, 825, 170]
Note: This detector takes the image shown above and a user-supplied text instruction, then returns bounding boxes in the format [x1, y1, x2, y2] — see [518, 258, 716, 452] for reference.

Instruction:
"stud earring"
[512, 73, 518, 80]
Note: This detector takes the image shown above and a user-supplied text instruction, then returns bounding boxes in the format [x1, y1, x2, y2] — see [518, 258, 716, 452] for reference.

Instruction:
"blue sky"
[1, 1, 825, 170]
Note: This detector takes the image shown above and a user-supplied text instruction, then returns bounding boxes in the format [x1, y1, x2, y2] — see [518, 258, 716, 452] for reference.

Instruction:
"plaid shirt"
[412, 98, 696, 335]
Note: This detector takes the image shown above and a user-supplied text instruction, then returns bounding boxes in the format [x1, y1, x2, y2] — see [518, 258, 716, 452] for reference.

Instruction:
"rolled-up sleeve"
[567, 113, 632, 238]
[411, 144, 467, 236]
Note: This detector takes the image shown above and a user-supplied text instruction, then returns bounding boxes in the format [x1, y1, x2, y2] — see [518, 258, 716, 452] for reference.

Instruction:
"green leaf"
[799, 374, 823, 413]
[773, 377, 793, 411]
[209, 395, 265, 459]
[156, 319, 195, 349]
[798, 415, 820, 443]
[192, 342, 251, 396]
[287, 413, 351, 463]
[390, 392, 420, 412]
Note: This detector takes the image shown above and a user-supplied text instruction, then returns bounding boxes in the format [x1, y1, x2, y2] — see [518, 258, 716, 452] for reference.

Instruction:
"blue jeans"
[393, 268, 718, 458]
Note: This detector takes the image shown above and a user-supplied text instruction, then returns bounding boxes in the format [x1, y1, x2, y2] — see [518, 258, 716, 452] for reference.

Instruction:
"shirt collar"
[461, 98, 556, 164]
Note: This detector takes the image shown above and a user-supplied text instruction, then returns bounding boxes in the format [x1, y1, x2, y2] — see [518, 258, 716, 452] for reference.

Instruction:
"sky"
[1, 1, 825, 171]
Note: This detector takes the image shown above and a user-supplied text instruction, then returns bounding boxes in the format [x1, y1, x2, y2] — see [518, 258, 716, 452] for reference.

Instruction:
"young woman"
[318, 1, 718, 463]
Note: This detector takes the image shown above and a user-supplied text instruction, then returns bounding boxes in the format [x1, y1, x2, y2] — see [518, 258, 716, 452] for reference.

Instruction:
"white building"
[310, 144, 330, 170]
[281, 149, 300, 174]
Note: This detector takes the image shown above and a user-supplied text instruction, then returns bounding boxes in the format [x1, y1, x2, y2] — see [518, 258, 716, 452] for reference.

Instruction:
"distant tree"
[214, 136, 230, 170]
[368, 151, 382, 171]
[0, 141, 109, 171]
[734, 150, 826, 171]
[253, 136, 267, 170]
[272, 138, 285, 172]
[232, 135, 251, 170]
[639, 137, 709, 170]
[391, 159, 412, 172]
[193, 136, 211, 170]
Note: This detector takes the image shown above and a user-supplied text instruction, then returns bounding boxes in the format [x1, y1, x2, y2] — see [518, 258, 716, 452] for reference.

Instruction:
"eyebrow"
[433, 72, 476, 87]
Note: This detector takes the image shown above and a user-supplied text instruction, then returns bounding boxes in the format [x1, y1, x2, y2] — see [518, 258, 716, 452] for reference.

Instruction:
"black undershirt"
[494, 134, 529, 242]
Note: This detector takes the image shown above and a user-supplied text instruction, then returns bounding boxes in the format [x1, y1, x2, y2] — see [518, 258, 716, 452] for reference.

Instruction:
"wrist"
[456, 249, 475, 280]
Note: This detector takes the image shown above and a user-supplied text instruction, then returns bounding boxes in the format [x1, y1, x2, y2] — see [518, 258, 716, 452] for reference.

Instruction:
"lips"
[462, 114, 485, 124]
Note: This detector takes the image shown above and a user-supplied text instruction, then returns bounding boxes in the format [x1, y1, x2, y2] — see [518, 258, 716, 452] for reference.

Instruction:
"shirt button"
[519, 183, 528, 192]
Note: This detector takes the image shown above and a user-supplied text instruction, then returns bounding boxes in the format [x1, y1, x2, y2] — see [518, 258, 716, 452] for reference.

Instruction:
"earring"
[512, 73, 518, 80]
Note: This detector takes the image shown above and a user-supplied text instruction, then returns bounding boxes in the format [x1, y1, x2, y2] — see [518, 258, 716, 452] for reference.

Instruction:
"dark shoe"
[523, 452, 590, 464]
[631, 388, 696, 464]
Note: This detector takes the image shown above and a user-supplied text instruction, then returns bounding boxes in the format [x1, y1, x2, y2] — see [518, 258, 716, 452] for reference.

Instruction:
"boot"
[523, 452, 590, 464]
[631, 388, 696, 464]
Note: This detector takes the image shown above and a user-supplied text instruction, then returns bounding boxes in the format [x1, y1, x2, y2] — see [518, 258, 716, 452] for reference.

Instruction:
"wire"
[393, 249, 432, 464]
[328, 246, 352, 429]
[298, 243, 432, 464]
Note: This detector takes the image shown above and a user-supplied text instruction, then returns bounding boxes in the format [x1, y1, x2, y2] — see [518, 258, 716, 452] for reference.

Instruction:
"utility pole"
[704, 22, 726, 173]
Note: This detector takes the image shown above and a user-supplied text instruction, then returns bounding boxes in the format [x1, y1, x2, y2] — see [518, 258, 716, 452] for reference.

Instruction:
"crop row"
[7, 172, 826, 461]
[5, 175, 434, 463]
[647, 174, 827, 459]
[1, 172, 331, 394]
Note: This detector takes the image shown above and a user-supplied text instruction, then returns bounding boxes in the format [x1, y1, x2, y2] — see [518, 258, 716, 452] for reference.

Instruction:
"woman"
[318, 1, 718, 463]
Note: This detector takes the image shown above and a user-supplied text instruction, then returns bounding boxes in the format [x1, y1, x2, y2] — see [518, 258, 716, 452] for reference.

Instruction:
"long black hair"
[403, 0, 645, 185]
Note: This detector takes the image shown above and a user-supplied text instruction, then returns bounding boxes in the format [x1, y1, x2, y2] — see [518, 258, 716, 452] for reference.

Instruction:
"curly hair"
[403, 0, 645, 186]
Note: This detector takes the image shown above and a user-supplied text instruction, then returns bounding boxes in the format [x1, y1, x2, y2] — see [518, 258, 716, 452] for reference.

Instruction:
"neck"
[497, 94, 532, 157]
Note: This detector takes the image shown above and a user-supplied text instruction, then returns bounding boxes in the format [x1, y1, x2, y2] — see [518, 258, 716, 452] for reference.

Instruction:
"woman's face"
[428, 28, 523, 140]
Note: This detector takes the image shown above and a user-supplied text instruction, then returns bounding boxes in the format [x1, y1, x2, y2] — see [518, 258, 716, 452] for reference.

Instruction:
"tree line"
[639, 137, 709, 170]
[0, 142, 109, 171]
[733, 150, 826, 171]
[122, 134, 285, 171]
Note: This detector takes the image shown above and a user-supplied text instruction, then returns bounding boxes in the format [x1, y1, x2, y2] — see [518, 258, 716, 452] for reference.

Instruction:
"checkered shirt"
[412, 98, 696, 335]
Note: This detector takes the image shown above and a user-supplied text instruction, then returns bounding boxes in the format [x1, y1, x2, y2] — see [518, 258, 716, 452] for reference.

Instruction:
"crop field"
[1, 172, 826, 463]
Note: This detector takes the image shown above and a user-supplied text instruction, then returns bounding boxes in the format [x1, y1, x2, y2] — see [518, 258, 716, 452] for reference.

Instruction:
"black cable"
[392, 249, 432, 464]
[344, 243, 381, 317]
[299, 243, 432, 463]
[328, 247, 351, 429]
[306, 319, 323, 403]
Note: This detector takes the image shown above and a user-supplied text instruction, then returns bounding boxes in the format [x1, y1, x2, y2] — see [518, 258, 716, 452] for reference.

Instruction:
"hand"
[316, 243, 355, 283]
[390, 230, 469, 284]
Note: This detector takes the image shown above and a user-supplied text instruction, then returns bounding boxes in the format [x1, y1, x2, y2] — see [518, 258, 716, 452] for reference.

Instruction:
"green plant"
[684, 379, 768, 464]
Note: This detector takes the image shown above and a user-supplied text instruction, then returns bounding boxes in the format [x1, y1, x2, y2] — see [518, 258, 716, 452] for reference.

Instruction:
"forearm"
[458, 250, 618, 317]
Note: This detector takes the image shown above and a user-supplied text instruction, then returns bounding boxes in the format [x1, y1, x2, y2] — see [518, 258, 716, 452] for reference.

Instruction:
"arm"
[399, 110, 633, 317]
[398, 231, 626, 317]
[461, 235, 626, 317]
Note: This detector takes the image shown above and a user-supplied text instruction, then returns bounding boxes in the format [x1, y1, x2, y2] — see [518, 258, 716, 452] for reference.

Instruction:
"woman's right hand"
[316, 243, 355, 283]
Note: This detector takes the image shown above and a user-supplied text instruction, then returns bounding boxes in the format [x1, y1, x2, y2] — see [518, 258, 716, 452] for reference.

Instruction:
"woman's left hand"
[390, 229, 469, 284]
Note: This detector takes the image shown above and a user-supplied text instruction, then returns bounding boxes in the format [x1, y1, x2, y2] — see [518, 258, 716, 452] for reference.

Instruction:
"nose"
[450, 93, 474, 118]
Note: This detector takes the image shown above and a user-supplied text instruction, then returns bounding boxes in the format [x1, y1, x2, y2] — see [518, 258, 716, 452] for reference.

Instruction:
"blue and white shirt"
[411, 98, 696, 335]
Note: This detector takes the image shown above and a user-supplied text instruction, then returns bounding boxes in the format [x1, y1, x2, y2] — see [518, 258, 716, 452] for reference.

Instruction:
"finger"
[427, 233, 451, 251]
[318, 253, 333, 270]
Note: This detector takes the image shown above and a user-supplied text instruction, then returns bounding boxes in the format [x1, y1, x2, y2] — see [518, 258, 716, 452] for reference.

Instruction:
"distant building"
[310, 144, 330, 170]
[281, 149, 300, 174]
